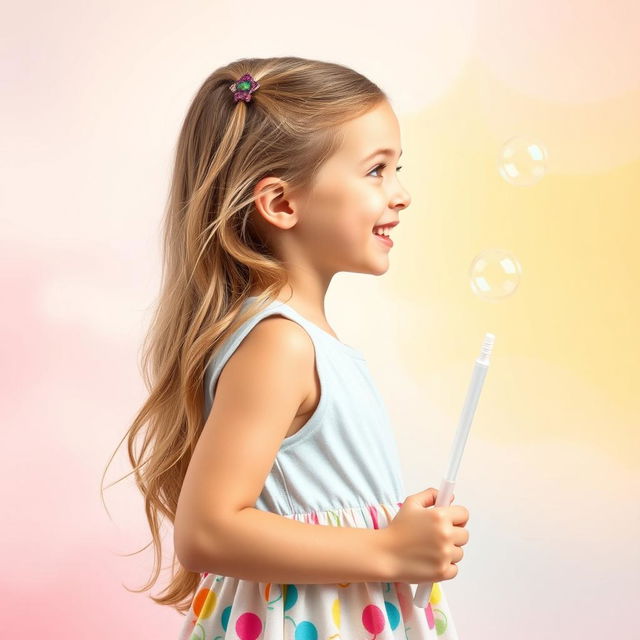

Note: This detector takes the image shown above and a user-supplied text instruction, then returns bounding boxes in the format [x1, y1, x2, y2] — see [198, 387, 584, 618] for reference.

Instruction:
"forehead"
[337, 101, 402, 162]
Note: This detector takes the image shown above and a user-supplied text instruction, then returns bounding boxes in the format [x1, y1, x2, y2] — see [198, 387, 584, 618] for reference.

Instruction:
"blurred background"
[2, 0, 638, 637]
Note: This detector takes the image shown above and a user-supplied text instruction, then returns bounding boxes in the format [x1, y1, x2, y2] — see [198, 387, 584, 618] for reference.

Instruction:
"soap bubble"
[498, 137, 548, 186]
[469, 249, 522, 300]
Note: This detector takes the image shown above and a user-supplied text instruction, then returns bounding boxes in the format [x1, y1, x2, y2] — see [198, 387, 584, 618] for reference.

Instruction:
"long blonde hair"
[101, 56, 387, 615]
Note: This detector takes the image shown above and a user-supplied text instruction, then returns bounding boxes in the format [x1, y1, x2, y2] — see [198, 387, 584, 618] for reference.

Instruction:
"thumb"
[412, 487, 439, 507]
[411, 487, 456, 507]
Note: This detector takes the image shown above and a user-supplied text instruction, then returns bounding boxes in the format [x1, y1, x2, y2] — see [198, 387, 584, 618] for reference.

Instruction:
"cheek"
[359, 188, 387, 217]
[304, 185, 384, 240]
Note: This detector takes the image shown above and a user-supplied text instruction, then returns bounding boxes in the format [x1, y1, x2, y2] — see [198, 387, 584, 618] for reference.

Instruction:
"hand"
[380, 487, 470, 583]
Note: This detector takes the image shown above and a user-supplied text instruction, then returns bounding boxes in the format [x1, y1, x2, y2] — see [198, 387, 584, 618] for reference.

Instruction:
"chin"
[344, 260, 390, 276]
[371, 261, 390, 276]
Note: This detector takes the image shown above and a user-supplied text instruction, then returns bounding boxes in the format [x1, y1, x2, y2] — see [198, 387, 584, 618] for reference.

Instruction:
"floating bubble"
[469, 249, 522, 300]
[498, 137, 548, 186]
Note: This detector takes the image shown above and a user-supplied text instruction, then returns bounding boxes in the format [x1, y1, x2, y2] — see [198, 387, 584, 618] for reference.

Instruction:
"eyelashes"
[368, 162, 403, 178]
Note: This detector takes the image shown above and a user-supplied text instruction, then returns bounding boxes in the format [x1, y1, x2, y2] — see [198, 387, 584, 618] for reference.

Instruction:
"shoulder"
[216, 313, 315, 400]
[235, 313, 315, 362]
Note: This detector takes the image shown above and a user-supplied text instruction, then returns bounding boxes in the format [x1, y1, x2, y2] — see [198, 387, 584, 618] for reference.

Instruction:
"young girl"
[110, 56, 470, 639]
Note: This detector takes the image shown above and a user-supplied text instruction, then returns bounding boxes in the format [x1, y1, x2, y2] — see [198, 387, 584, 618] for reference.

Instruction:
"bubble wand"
[413, 332, 496, 608]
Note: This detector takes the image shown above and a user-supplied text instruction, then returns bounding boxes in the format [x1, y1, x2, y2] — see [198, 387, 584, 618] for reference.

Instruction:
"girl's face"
[296, 100, 412, 276]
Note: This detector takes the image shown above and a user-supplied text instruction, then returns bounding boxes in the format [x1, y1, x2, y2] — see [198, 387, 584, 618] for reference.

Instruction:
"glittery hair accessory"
[229, 73, 260, 103]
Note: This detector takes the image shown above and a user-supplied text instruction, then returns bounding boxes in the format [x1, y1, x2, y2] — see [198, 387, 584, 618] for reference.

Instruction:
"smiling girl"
[107, 56, 469, 639]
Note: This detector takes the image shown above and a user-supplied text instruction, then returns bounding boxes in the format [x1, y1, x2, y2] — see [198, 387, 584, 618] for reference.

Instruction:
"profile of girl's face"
[298, 99, 412, 275]
[252, 99, 412, 277]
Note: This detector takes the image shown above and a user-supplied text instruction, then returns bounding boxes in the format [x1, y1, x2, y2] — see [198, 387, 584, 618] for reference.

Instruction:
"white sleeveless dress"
[177, 296, 460, 639]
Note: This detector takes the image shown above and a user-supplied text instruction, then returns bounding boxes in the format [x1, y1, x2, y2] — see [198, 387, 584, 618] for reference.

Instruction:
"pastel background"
[2, 0, 638, 638]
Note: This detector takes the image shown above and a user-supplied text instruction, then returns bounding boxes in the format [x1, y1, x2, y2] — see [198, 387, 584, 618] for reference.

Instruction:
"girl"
[105, 56, 470, 639]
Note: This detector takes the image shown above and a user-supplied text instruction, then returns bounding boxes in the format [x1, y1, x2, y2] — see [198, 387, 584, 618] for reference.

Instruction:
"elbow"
[174, 522, 219, 574]
[174, 529, 201, 573]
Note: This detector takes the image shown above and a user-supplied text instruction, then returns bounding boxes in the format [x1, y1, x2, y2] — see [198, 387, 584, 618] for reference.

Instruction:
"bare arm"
[190, 507, 393, 584]
[174, 314, 393, 584]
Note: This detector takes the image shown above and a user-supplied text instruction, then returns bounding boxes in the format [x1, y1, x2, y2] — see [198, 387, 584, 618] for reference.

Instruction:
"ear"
[252, 176, 299, 232]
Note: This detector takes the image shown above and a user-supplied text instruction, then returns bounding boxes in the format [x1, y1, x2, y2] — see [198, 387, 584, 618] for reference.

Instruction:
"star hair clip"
[229, 73, 260, 103]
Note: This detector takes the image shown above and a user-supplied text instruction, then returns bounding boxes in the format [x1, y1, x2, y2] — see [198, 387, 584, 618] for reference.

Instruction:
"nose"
[390, 182, 411, 212]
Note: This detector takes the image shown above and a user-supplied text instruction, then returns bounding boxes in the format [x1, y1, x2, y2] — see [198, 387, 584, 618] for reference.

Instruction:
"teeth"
[373, 227, 390, 237]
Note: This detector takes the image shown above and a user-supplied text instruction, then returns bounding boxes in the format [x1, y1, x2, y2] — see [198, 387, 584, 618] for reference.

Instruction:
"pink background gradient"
[3, 0, 639, 637]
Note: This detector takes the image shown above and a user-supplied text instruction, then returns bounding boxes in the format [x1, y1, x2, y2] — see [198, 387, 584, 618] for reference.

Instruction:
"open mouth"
[372, 226, 394, 247]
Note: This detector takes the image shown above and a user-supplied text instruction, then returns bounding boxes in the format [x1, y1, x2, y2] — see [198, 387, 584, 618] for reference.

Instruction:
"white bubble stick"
[413, 332, 495, 609]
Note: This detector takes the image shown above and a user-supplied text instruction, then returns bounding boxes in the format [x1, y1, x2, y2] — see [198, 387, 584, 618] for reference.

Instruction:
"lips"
[372, 220, 399, 232]
[374, 232, 393, 248]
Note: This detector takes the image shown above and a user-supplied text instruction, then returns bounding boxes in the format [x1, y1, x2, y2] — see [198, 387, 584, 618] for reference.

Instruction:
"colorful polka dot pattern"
[177, 501, 459, 639]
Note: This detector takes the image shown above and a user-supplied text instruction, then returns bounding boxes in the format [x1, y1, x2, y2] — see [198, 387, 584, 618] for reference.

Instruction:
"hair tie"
[229, 73, 260, 103]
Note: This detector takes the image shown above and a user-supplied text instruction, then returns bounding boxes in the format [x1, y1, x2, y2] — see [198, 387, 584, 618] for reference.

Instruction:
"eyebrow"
[361, 148, 403, 164]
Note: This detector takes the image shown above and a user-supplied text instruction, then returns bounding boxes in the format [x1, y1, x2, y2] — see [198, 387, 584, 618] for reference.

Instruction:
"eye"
[368, 162, 403, 178]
